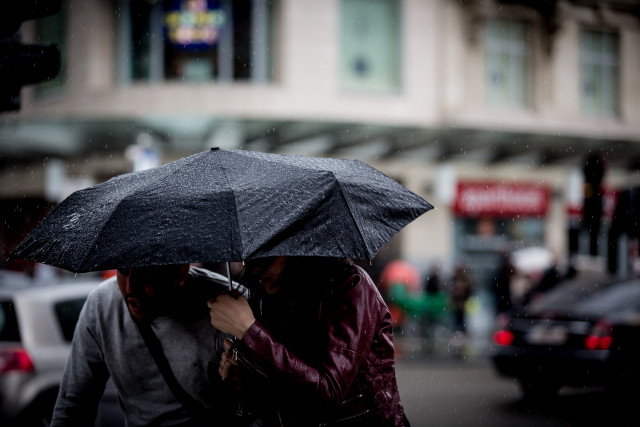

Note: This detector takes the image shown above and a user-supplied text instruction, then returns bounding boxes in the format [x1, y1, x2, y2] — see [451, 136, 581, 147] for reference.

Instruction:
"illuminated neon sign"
[164, 0, 225, 49]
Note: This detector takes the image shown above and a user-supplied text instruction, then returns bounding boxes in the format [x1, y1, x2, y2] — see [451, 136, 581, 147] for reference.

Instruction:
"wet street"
[49, 342, 640, 427]
[396, 356, 638, 427]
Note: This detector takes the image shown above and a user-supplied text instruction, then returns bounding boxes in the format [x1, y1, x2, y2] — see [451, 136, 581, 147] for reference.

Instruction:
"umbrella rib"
[75, 160, 193, 272]
[231, 149, 374, 257]
[75, 180, 152, 272]
[330, 172, 373, 260]
[232, 150, 375, 259]
[217, 165, 245, 260]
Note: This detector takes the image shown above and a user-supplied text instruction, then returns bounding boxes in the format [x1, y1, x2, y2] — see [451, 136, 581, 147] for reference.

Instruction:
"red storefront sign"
[454, 182, 550, 217]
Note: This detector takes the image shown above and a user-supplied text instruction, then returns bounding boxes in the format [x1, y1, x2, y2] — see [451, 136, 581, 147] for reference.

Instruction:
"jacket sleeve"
[239, 270, 380, 407]
[50, 293, 110, 427]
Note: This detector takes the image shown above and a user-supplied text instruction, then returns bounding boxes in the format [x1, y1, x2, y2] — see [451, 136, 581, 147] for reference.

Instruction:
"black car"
[491, 272, 640, 398]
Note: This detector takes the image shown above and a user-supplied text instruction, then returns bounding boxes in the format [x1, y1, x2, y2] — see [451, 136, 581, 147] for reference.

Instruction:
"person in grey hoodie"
[51, 264, 233, 427]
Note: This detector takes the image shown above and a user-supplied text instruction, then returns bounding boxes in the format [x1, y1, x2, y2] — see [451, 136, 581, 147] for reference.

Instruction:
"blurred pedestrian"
[424, 265, 440, 295]
[493, 254, 515, 314]
[450, 265, 473, 334]
[421, 265, 449, 334]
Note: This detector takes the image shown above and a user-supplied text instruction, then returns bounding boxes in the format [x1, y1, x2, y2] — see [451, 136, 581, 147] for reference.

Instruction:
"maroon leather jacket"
[233, 264, 408, 426]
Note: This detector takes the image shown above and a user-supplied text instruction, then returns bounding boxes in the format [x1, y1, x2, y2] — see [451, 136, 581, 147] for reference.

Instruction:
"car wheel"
[519, 378, 560, 401]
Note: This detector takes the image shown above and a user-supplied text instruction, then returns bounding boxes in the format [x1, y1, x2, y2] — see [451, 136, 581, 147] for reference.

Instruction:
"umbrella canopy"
[11, 148, 433, 272]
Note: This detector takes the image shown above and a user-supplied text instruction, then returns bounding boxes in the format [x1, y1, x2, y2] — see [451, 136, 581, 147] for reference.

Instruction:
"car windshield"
[529, 274, 640, 318]
[572, 279, 640, 317]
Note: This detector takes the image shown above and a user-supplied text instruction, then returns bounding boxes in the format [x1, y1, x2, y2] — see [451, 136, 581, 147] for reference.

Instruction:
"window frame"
[117, 0, 274, 84]
[338, 0, 402, 93]
[579, 28, 620, 118]
[483, 17, 532, 109]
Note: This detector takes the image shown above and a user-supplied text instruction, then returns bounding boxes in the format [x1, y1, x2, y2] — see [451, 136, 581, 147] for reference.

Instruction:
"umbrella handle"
[226, 262, 236, 291]
[225, 262, 242, 299]
[223, 264, 239, 343]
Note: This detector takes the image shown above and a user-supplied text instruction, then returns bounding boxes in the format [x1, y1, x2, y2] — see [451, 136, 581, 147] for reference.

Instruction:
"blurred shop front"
[452, 181, 550, 310]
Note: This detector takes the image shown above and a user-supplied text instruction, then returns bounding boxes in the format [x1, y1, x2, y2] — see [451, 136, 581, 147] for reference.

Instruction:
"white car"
[0, 278, 123, 426]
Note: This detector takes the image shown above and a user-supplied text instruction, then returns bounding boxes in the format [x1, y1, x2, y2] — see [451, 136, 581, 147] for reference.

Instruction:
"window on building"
[339, 0, 400, 92]
[580, 29, 619, 117]
[484, 18, 530, 108]
[35, 1, 66, 97]
[121, 0, 274, 83]
[130, 0, 154, 81]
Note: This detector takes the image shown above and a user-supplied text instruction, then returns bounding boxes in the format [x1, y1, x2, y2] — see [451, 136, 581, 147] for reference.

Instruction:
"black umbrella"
[11, 148, 433, 273]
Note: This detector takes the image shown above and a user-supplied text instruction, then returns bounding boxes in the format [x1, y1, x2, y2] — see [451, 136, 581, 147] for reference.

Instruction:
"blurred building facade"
[1, 0, 640, 289]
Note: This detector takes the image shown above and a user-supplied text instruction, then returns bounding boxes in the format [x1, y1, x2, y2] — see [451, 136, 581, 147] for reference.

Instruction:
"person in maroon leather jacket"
[208, 256, 410, 426]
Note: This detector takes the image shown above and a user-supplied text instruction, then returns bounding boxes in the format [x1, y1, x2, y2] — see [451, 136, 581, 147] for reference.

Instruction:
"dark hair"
[283, 257, 353, 286]
[241, 257, 353, 294]
[117, 264, 188, 282]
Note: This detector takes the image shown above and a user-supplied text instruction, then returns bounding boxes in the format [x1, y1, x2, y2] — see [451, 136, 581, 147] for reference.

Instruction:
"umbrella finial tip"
[211, 147, 220, 151]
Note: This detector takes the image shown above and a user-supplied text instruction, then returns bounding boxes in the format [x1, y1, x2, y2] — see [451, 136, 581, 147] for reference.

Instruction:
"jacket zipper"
[232, 346, 269, 378]
[318, 394, 371, 426]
